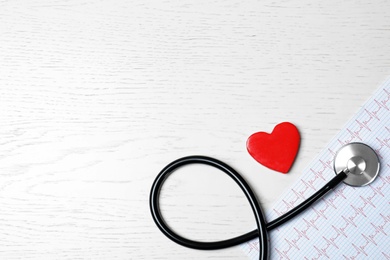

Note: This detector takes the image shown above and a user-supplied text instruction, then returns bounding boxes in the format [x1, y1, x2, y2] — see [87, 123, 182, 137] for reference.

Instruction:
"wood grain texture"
[1, 0, 390, 259]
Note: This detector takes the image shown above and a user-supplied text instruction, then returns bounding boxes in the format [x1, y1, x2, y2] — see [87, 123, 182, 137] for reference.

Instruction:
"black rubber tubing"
[149, 155, 347, 260]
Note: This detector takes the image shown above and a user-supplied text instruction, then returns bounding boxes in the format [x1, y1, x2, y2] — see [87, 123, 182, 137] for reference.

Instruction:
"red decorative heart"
[246, 122, 300, 173]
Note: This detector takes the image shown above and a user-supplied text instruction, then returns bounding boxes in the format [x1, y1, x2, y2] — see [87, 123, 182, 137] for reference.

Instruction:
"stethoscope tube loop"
[149, 156, 269, 258]
[149, 155, 348, 260]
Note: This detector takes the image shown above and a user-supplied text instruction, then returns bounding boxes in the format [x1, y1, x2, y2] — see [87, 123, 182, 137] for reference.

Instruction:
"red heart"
[246, 122, 300, 173]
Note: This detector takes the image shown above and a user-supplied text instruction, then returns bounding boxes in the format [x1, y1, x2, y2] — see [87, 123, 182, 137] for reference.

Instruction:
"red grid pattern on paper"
[242, 84, 390, 260]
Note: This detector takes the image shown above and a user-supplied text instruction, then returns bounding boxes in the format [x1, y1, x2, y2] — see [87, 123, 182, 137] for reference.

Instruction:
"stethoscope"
[149, 142, 380, 260]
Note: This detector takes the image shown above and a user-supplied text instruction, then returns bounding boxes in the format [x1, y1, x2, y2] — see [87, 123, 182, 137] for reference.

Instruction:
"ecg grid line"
[241, 79, 390, 259]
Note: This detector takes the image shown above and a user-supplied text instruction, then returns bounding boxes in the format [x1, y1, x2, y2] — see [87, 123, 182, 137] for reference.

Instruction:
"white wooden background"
[1, 1, 390, 259]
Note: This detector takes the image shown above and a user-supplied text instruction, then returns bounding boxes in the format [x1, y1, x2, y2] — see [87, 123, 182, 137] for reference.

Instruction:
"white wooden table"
[1, 1, 389, 259]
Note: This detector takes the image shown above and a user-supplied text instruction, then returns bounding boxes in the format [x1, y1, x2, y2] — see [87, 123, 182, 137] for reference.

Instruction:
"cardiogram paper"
[241, 79, 390, 259]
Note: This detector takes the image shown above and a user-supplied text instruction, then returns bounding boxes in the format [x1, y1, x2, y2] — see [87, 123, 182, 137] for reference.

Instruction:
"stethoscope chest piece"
[334, 142, 380, 187]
